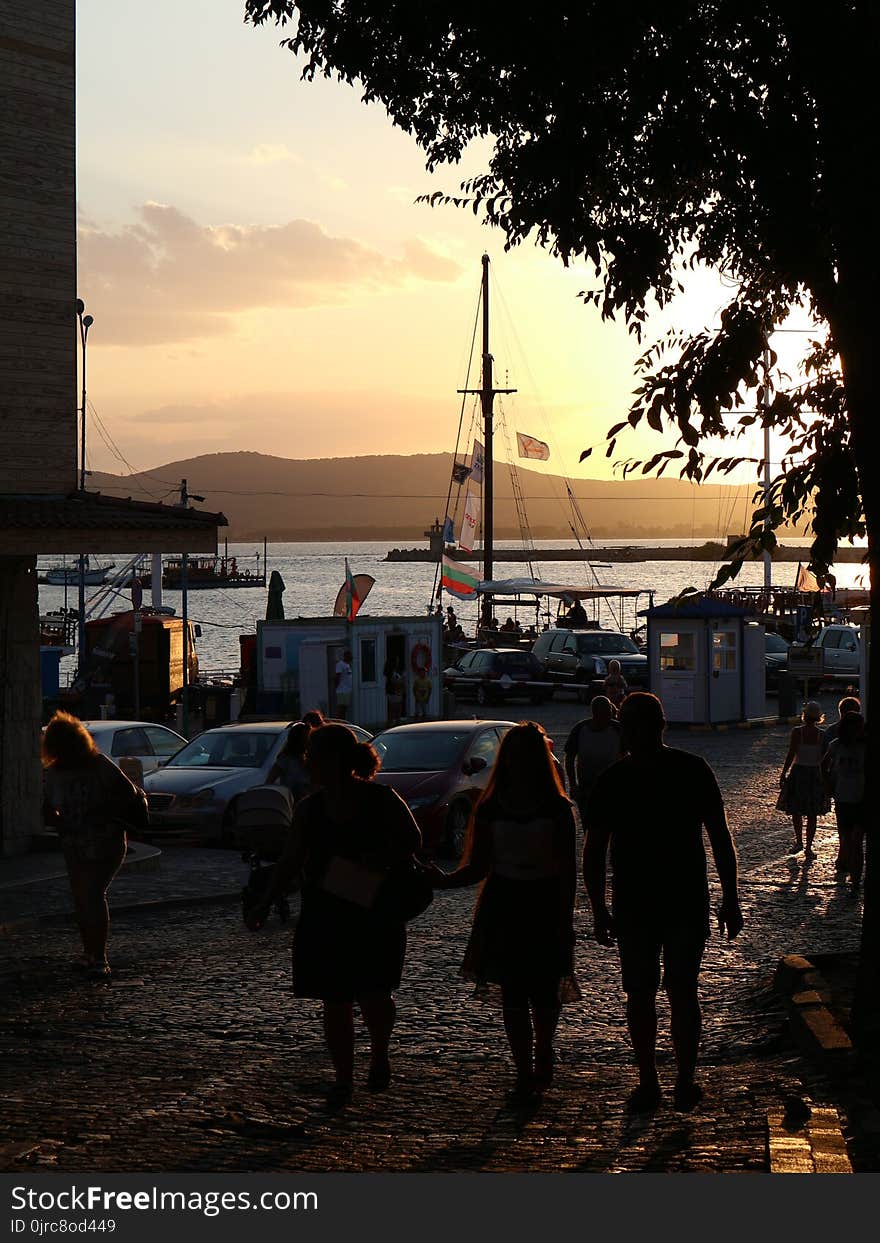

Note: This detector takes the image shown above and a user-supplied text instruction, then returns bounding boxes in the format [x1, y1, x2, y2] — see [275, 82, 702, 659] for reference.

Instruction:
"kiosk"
[645, 598, 765, 725]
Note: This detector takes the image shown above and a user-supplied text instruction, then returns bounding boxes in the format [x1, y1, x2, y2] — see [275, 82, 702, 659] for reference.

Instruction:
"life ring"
[411, 642, 432, 674]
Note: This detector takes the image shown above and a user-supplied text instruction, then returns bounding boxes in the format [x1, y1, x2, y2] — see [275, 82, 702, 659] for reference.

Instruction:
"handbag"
[775, 775, 792, 813]
[321, 854, 385, 908]
[373, 858, 434, 924]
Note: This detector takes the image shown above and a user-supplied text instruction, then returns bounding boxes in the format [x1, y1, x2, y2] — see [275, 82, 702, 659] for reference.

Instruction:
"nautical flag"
[442, 554, 480, 599]
[796, 564, 820, 593]
[458, 490, 480, 553]
[516, 431, 550, 461]
[442, 515, 455, 544]
[333, 568, 375, 620]
[470, 438, 485, 484]
[451, 460, 472, 485]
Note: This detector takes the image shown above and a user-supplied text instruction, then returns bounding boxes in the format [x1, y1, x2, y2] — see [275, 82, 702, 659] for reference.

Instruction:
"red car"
[372, 719, 563, 857]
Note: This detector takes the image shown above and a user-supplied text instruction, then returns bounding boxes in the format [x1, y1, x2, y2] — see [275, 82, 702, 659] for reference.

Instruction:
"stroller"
[236, 785, 296, 927]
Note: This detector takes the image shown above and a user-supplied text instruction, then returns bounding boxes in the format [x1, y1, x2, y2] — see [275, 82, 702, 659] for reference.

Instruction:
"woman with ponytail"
[258, 723, 421, 1106]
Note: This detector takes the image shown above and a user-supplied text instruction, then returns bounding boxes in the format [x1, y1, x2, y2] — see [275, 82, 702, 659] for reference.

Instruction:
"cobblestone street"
[0, 695, 868, 1172]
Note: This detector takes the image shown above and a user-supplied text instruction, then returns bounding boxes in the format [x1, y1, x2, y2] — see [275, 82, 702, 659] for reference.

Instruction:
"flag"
[458, 489, 480, 553]
[470, 438, 485, 484]
[442, 515, 455, 544]
[451, 460, 472, 485]
[332, 559, 375, 621]
[442, 554, 480, 599]
[516, 431, 550, 461]
[796, 564, 819, 593]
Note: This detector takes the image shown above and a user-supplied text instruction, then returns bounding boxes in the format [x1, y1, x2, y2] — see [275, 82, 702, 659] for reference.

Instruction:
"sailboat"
[437, 255, 652, 638]
[44, 555, 114, 585]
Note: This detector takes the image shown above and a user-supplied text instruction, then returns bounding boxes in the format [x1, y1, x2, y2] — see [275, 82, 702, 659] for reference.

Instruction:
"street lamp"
[75, 300, 94, 672]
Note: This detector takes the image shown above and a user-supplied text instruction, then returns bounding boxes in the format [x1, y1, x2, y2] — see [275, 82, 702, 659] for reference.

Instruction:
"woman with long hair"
[258, 724, 422, 1106]
[42, 711, 143, 979]
[430, 722, 579, 1099]
[779, 700, 828, 857]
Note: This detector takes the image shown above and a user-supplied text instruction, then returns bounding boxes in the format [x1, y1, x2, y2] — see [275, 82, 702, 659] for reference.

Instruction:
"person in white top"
[822, 712, 866, 889]
[779, 700, 828, 858]
[334, 649, 353, 720]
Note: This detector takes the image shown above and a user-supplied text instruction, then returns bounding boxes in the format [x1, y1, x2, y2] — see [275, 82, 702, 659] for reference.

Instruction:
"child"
[412, 666, 432, 719]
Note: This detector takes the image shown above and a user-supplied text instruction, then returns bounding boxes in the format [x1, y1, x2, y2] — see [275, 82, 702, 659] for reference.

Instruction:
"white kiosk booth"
[256, 614, 442, 731]
[645, 598, 765, 725]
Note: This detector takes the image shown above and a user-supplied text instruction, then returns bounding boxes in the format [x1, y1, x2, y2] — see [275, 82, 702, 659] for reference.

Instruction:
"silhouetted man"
[583, 692, 743, 1112]
[564, 695, 622, 820]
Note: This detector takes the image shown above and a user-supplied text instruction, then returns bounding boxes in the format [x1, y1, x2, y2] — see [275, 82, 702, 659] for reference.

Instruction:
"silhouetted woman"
[42, 711, 141, 979]
[430, 723, 579, 1098]
[259, 724, 421, 1106]
[267, 721, 312, 802]
[779, 700, 828, 857]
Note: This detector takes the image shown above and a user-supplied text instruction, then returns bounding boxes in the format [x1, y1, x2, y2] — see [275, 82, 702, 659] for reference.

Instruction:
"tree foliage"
[245, 1, 878, 586]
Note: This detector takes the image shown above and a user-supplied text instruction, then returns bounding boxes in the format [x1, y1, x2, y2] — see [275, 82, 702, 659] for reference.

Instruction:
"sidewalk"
[0, 842, 244, 932]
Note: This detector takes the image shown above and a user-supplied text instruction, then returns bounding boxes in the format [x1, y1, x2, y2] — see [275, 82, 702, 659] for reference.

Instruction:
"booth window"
[360, 638, 378, 684]
[712, 630, 738, 672]
[659, 632, 696, 672]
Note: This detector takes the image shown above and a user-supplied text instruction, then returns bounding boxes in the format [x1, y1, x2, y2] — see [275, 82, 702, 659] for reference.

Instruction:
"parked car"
[442, 647, 550, 706]
[372, 719, 564, 857]
[372, 720, 515, 856]
[531, 628, 648, 701]
[82, 720, 187, 775]
[764, 631, 790, 690]
[813, 624, 862, 684]
[142, 719, 372, 842]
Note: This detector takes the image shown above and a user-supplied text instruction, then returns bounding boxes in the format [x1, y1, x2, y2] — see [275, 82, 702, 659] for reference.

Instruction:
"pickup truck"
[812, 624, 862, 683]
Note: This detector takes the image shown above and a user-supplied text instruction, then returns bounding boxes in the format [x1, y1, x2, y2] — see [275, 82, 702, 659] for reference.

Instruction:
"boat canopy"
[476, 577, 646, 601]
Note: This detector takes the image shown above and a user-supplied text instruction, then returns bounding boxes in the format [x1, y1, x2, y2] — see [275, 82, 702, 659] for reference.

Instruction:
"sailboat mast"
[481, 253, 494, 589]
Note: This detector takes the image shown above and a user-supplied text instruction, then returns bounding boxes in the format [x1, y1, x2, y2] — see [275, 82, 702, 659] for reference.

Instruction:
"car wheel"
[445, 802, 471, 860]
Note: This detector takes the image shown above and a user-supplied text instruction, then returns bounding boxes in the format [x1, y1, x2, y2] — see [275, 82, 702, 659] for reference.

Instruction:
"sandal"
[627, 1080, 662, 1113]
[673, 1079, 704, 1112]
[325, 1082, 353, 1110]
[367, 1060, 392, 1092]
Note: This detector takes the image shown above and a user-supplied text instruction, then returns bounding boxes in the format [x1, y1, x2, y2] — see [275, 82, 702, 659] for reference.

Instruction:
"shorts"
[616, 930, 705, 996]
[336, 691, 351, 707]
[836, 801, 864, 832]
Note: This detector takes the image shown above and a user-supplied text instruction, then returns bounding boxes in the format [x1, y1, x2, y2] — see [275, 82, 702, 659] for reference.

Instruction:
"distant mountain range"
[88, 451, 798, 542]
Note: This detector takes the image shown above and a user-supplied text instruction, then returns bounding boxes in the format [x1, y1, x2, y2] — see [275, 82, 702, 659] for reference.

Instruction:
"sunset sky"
[77, 0, 804, 486]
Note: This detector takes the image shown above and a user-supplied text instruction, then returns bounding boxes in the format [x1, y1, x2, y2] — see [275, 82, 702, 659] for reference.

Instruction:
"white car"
[83, 720, 187, 775]
[812, 625, 862, 682]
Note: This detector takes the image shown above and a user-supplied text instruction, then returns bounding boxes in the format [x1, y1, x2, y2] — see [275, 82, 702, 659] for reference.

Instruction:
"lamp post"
[75, 300, 94, 673]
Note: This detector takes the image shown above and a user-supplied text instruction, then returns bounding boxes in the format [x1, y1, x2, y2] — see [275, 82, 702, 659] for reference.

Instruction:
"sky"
[76, 0, 804, 490]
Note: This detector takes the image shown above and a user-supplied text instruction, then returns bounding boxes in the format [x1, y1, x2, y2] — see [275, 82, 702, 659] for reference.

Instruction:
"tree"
[245, 1, 880, 1041]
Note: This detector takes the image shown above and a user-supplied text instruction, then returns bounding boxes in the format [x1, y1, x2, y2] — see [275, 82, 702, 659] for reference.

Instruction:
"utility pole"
[75, 300, 93, 674]
[762, 339, 772, 593]
[459, 254, 515, 622]
[177, 477, 204, 738]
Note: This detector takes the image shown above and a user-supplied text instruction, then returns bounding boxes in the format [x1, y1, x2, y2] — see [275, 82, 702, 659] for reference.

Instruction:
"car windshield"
[577, 633, 639, 655]
[765, 633, 789, 653]
[373, 730, 470, 773]
[165, 730, 279, 769]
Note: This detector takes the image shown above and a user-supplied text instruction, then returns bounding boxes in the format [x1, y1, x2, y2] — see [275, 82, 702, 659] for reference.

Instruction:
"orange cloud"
[78, 203, 463, 345]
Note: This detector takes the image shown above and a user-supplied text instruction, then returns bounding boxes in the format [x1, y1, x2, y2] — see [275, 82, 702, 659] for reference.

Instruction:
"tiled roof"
[0, 491, 227, 531]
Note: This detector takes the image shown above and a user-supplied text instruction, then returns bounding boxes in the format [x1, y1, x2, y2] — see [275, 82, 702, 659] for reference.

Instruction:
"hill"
[88, 451, 795, 542]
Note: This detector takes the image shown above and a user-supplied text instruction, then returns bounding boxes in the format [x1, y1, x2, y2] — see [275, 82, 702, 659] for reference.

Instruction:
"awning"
[476, 577, 647, 600]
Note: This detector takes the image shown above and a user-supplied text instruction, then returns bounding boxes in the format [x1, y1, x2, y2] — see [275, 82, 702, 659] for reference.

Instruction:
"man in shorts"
[563, 695, 622, 822]
[583, 692, 743, 1112]
[335, 649, 353, 720]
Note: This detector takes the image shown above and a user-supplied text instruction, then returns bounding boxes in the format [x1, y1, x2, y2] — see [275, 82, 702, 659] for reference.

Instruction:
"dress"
[782, 727, 829, 816]
[291, 782, 421, 1002]
[460, 799, 580, 1004]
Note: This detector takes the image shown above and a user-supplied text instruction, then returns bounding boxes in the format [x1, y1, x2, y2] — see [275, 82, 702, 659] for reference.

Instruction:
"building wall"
[0, 1, 77, 494]
[0, 557, 42, 856]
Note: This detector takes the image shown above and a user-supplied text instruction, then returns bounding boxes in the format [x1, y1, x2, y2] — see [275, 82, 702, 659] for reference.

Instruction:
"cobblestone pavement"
[0, 693, 867, 1172]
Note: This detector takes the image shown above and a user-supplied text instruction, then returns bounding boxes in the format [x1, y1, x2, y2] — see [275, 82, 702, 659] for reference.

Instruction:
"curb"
[773, 954, 854, 1063]
[768, 1105, 853, 1174]
[0, 889, 241, 937]
[670, 716, 798, 733]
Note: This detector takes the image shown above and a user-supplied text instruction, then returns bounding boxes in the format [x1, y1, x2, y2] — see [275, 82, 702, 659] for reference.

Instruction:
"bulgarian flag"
[343, 557, 361, 621]
[442, 553, 480, 599]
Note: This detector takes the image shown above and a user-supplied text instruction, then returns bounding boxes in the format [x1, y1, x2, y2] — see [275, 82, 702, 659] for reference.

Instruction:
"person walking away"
[583, 693, 743, 1112]
[412, 665, 432, 719]
[385, 660, 405, 725]
[822, 712, 866, 890]
[563, 696, 623, 824]
[334, 650, 353, 720]
[42, 711, 145, 979]
[779, 701, 828, 858]
[603, 659, 628, 710]
[255, 724, 421, 1107]
[267, 722, 313, 802]
[302, 709, 326, 730]
[428, 723, 579, 1100]
[822, 695, 861, 747]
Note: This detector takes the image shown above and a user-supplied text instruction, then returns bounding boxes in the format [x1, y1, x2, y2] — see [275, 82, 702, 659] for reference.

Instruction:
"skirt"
[291, 884, 407, 1002]
[779, 765, 830, 817]
[460, 874, 580, 1004]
